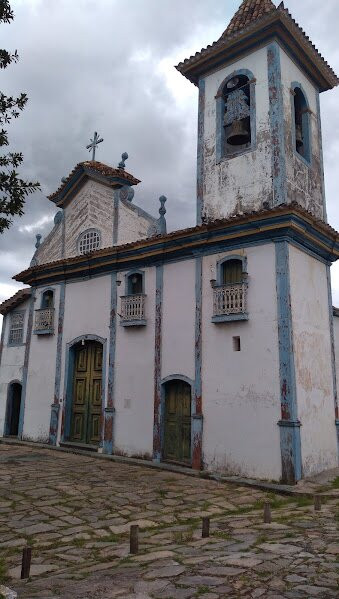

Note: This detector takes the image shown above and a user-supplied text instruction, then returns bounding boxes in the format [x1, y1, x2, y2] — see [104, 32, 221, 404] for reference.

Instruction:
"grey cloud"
[1, 0, 339, 305]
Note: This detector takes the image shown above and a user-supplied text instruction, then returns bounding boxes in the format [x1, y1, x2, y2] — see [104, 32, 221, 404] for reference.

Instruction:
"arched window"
[216, 70, 256, 162]
[221, 259, 243, 285]
[41, 290, 54, 309]
[292, 84, 311, 164]
[127, 272, 143, 295]
[78, 229, 101, 255]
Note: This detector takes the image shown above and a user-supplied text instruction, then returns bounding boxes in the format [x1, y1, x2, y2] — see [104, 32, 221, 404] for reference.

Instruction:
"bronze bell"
[227, 119, 251, 146]
[295, 125, 303, 149]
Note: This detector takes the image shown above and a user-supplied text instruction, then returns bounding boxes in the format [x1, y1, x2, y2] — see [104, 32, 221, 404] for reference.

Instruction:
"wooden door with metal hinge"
[164, 380, 191, 465]
[70, 342, 103, 445]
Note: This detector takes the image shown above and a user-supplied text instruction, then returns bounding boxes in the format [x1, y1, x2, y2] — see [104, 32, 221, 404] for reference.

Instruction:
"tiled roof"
[48, 161, 141, 204]
[176, 1, 339, 90]
[0, 288, 31, 316]
[221, 0, 276, 38]
[13, 203, 339, 285]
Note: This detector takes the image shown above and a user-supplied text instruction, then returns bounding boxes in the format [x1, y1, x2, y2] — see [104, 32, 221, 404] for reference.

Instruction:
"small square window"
[233, 336, 241, 352]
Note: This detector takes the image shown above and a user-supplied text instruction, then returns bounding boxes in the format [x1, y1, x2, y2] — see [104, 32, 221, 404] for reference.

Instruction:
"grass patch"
[157, 489, 167, 498]
[72, 537, 86, 548]
[173, 528, 195, 544]
[212, 530, 233, 540]
[331, 477, 339, 489]
[196, 586, 210, 595]
[0, 556, 9, 585]
[295, 496, 314, 507]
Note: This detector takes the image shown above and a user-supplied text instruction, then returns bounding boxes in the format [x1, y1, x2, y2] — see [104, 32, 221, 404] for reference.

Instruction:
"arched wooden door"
[70, 341, 103, 445]
[6, 382, 22, 437]
[163, 380, 191, 465]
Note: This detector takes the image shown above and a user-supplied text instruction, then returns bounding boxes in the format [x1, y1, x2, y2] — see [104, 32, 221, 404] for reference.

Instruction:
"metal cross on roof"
[86, 131, 104, 161]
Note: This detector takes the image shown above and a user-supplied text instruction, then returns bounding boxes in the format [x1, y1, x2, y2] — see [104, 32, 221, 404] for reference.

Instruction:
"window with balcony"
[34, 289, 55, 335]
[212, 256, 248, 323]
[120, 271, 146, 327]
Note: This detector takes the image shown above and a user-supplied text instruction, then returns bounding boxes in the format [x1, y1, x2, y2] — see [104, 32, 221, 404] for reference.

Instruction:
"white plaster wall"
[161, 260, 195, 381]
[289, 245, 337, 475]
[118, 201, 154, 246]
[36, 220, 63, 265]
[333, 315, 339, 390]
[202, 244, 282, 480]
[114, 267, 156, 457]
[280, 47, 324, 219]
[0, 301, 30, 436]
[23, 286, 61, 442]
[202, 46, 273, 221]
[64, 180, 114, 258]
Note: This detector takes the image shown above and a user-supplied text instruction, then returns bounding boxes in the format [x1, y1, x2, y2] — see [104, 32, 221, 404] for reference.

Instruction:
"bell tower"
[176, 0, 338, 225]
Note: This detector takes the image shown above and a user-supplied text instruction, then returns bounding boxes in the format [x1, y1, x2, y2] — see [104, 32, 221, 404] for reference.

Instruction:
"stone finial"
[158, 195, 167, 234]
[35, 234, 42, 249]
[61, 177, 67, 183]
[119, 152, 129, 170]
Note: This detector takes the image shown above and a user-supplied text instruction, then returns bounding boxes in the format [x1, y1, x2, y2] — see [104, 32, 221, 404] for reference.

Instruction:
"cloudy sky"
[1, 0, 339, 330]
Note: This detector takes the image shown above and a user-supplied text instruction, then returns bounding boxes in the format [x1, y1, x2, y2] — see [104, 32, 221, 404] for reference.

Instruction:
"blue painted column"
[49, 282, 66, 446]
[153, 263, 164, 462]
[326, 265, 339, 459]
[316, 91, 327, 222]
[0, 314, 6, 369]
[192, 254, 203, 470]
[104, 272, 117, 454]
[197, 78, 205, 226]
[18, 289, 35, 439]
[267, 42, 287, 206]
[275, 241, 302, 483]
[113, 190, 119, 245]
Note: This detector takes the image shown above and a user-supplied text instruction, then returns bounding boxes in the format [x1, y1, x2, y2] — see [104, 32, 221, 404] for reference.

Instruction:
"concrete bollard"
[130, 525, 139, 554]
[314, 495, 322, 511]
[263, 502, 272, 524]
[202, 517, 210, 538]
[21, 547, 32, 580]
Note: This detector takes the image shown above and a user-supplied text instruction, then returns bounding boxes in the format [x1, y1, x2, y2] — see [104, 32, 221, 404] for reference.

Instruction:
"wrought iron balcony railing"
[120, 294, 146, 326]
[34, 308, 55, 334]
[212, 283, 248, 322]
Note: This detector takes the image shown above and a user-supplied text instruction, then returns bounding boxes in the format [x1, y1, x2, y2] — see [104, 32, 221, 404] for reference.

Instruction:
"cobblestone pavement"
[0, 444, 338, 599]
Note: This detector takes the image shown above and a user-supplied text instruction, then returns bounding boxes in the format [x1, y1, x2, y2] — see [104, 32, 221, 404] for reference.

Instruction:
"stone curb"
[0, 438, 336, 499]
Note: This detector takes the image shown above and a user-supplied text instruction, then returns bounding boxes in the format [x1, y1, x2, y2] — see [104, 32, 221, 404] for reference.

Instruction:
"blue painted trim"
[316, 91, 327, 222]
[197, 78, 205, 226]
[40, 287, 56, 309]
[4, 379, 22, 437]
[113, 190, 119, 245]
[290, 82, 311, 167]
[20, 210, 339, 288]
[120, 319, 147, 327]
[153, 264, 164, 462]
[0, 314, 6, 369]
[267, 43, 287, 206]
[326, 265, 339, 459]
[212, 313, 248, 323]
[192, 255, 203, 470]
[62, 334, 107, 444]
[18, 291, 35, 439]
[124, 269, 145, 294]
[216, 69, 256, 163]
[61, 209, 66, 259]
[49, 282, 66, 446]
[275, 241, 302, 483]
[216, 253, 248, 285]
[104, 272, 117, 454]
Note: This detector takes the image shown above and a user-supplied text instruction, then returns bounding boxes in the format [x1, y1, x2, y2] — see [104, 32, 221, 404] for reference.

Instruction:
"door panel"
[70, 342, 103, 445]
[164, 380, 191, 465]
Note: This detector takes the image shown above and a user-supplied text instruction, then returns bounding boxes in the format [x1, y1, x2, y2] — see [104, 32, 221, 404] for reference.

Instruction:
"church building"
[1, 0, 339, 484]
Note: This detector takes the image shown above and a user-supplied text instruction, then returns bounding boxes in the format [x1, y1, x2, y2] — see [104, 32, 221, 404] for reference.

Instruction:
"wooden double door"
[163, 380, 191, 465]
[70, 342, 103, 445]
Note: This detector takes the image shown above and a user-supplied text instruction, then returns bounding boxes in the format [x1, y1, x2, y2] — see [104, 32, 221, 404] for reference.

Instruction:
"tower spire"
[221, 0, 276, 39]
